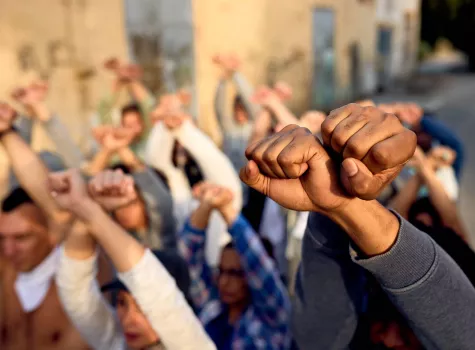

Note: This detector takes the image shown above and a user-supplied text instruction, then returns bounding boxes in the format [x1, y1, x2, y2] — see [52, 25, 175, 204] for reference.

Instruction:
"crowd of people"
[0, 53, 473, 350]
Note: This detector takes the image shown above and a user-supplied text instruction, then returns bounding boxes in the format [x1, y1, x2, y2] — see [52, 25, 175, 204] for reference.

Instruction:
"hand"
[48, 169, 92, 216]
[355, 99, 375, 107]
[428, 145, 456, 167]
[88, 169, 138, 212]
[104, 57, 121, 71]
[192, 182, 234, 209]
[300, 111, 326, 134]
[102, 127, 135, 151]
[393, 103, 423, 128]
[0, 102, 17, 132]
[321, 103, 416, 199]
[92, 125, 114, 144]
[251, 86, 281, 107]
[241, 125, 347, 212]
[212, 54, 240, 78]
[11, 81, 48, 108]
[273, 81, 293, 101]
[177, 89, 192, 107]
[408, 146, 427, 169]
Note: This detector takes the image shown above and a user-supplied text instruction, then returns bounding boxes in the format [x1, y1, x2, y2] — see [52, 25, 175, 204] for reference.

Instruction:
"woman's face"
[116, 291, 159, 349]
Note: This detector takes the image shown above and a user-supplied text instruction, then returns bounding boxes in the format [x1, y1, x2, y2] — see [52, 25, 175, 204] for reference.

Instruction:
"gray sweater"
[292, 212, 475, 350]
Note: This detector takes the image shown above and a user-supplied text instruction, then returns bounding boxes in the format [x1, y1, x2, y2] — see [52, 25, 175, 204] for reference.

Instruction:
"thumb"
[239, 160, 271, 196]
[340, 158, 384, 200]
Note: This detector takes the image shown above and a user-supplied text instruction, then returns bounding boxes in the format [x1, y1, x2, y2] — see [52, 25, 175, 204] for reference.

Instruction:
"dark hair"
[408, 197, 442, 228]
[171, 141, 203, 187]
[121, 103, 142, 119]
[224, 237, 275, 261]
[233, 95, 246, 112]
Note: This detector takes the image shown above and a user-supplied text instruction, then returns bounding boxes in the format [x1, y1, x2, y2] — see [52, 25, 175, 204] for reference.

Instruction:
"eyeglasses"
[215, 267, 245, 279]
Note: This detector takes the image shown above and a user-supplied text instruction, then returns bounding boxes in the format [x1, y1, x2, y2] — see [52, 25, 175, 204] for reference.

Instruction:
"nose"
[121, 305, 140, 328]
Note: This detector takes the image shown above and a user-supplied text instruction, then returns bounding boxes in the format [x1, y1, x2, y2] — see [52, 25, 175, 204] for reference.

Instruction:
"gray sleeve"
[214, 79, 235, 133]
[14, 115, 34, 144]
[353, 215, 475, 350]
[133, 167, 177, 251]
[42, 115, 85, 168]
[292, 212, 365, 350]
[232, 72, 260, 121]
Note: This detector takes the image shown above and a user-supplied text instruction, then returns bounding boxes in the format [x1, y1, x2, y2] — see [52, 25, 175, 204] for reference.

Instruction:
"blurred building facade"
[0, 0, 421, 188]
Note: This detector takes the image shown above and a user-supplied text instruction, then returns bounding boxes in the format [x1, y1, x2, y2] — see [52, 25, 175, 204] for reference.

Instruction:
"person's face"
[370, 320, 423, 350]
[116, 291, 159, 350]
[0, 204, 53, 272]
[234, 104, 249, 125]
[113, 198, 147, 231]
[217, 248, 250, 305]
[122, 111, 144, 138]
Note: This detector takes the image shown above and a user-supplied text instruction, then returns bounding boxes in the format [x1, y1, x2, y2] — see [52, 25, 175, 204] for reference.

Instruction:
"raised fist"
[240, 104, 416, 213]
[273, 81, 293, 102]
[102, 127, 135, 151]
[88, 169, 138, 212]
[321, 103, 416, 199]
[0, 103, 17, 133]
[192, 182, 234, 209]
[48, 169, 89, 214]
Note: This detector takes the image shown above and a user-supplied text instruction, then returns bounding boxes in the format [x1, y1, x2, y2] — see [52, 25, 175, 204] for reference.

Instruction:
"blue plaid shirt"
[179, 215, 291, 349]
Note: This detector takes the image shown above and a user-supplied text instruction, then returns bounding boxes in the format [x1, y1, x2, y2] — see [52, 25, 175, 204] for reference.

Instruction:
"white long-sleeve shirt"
[145, 121, 243, 265]
[56, 247, 216, 350]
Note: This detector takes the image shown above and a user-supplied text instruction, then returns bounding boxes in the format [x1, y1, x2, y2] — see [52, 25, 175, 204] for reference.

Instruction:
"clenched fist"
[88, 169, 137, 212]
[48, 169, 90, 216]
[240, 104, 416, 213]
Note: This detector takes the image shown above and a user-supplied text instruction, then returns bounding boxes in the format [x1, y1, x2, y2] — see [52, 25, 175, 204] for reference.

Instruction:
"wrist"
[29, 103, 51, 122]
[71, 199, 103, 222]
[0, 126, 17, 140]
[324, 198, 400, 256]
[220, 205, 238, 226]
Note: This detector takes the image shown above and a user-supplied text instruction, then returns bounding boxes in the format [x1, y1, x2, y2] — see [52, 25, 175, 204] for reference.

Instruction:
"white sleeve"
[436, 166, 459, 200]
[145, 122, 193, 228]
[173, 121, 244, 266]
[55, 247, 125, 350]
[118, 249, 216, 350]
[173, 121, 243, 211]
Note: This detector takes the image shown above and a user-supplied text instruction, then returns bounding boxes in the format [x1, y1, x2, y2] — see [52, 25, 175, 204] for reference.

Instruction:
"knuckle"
[320, 119, 334, 137]
[262, 149, 275, 164]
[371, 144, 392, 167]
[331, 132, 347, 150]
[277, 152, 293, 167]
[345, 140, 365, 159]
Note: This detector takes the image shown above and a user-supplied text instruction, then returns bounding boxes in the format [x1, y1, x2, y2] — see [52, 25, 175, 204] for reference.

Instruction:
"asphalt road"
[375, 73, 475, 244]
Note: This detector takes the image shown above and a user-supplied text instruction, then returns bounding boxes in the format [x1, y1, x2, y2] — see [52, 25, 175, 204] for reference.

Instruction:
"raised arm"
[49, 169, 216, 350]
[116, 149, 177, 250]
[292, 212, 366, 349]
[0, 103, 63, 220]
[178, 187, 220, 315]
[416, 150, 469, 240]
[240, 104, 475, 349]
[56, 220, 125, 350]
[232, 72, 260, 121]
[388, 172, 422, 219]
[217, 188, 291, 332]
[420, 116, 464, 178]
[173, 120, 243, 211]
[145, 121, 192, 228]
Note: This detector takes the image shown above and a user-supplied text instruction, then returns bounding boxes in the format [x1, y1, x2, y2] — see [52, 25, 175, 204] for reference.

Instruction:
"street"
[375, 73, 475, 244]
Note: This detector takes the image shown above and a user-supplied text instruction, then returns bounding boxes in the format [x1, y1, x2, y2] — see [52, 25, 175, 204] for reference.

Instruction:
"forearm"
[119, 249, 216, 350]
[214, 79, 234, 132]
[388, 173, 422, 218]
[353, 214, 475, 350]
[420, 164, 459, 228]
[0, 131, 59, 217]
[85, 148, 114, 175]
[293, 212, 365, 349]
[56, 244, 124, 350]
[190, 204, 213, 230]
[126, 80, 152, 104]
[327, 199, 400, 257]
[266, 100, 298, 126]
[79, 200, 146, 272]
[42, 115, 85, 168]
[174, 121, 243, 210]
[117, 147, 145, 172]
[232, 72, 260, 121]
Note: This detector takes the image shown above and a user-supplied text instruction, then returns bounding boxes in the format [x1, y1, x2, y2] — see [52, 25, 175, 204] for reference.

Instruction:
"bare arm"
[419, 160, 469, 239]
[0, 131, 61, 219]
[85, 148, 114, 176]
[388, 173, 422, 219]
